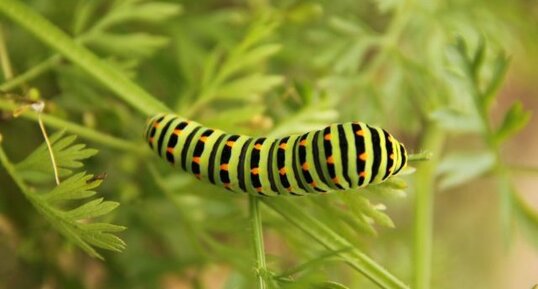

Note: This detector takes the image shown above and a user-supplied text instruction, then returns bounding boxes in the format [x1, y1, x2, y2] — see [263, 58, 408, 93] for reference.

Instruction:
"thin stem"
[264, 198, 409, 289]
[408, 151, 433, 162]
[413, 125, 445, 289]
[249, 195, 267, 289]
[37, 111, 60, 185]
[0, 144, 34, 200]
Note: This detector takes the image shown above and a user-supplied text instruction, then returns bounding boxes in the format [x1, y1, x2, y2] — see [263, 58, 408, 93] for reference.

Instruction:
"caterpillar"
[145, 113, 407, 196]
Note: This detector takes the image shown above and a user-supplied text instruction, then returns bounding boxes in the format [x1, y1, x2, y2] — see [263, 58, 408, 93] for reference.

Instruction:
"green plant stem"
[0, 144, 32, 196]
[0, 0, 171, 116]
[250, 195, 268, 289]
[412, 124, 445, 289]
[408, 151, 433, 162]
[263, 198, 409, 289]
[0, 55, 61, 91]
[463, 49, 519, 242]
[0, 100, 145, 154]
[36, 111, 61, 185]
[0, 26, 14, 80]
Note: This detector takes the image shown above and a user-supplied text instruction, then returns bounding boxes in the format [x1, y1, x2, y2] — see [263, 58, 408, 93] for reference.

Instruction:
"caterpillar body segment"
[145, 113, 408, 196]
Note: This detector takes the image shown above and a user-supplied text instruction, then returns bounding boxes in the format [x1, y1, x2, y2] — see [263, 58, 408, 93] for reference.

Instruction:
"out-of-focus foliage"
[0, 0, 537, 289]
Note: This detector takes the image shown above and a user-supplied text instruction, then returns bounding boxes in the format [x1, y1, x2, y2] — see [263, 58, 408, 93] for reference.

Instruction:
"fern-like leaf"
[15, 130, 97, 183]
[4, 132, 126, 259]
[33, 172, 126, 259]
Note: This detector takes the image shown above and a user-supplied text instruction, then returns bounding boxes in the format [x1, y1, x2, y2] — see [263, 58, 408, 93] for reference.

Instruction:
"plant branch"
[0, 25, 14, 80]
[0, 99, 145, 154]
[412, 125, 445, 289]
[36, 110, 60, 185]
[250, 195, 267, 289]
[263, 198, 409, 289]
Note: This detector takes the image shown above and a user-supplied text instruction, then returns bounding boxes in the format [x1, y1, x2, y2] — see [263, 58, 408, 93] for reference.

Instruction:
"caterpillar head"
[393, 142, 408, 175]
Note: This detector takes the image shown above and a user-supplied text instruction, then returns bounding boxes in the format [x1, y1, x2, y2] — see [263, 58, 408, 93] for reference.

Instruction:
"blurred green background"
[0, 0, 537, 289]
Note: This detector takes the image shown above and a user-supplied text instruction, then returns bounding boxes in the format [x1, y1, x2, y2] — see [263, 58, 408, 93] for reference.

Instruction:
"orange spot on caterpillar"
[153, 122, 160, 128]
[149, 137, 154, 143]
[359, 153, 368, 161]
[327, 155, 334, 164]
[279, 167, 286, 175]
[254, 143, 263, 150]
[302, 162, 309, 171]
[279, 143, 287, 149]
[226, 141, 235, 147]
[324, 133, 331, 140]
[166, 147, 174, 154]
[299, 139, 307, 146]
[390, 153, 395, 160]
[310, 181, 317, 187]
[255, 187, 263, 193]
[251, 167, 260, 175]
[359, 171, 367, 177]
[356, 130, 364, 136]
[200, 136, 208, 143]
[332, 177, 339, 184]
[193, 157, 201, 164]
[220, 164, 229, 171]
[174, 129, 182, 135]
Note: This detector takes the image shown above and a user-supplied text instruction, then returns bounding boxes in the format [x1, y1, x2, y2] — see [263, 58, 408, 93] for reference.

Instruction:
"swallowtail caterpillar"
[145, 113, 407, 196]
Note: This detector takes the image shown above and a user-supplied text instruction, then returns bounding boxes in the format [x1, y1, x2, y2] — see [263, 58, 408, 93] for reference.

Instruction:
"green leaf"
[87, 32, 170, 58]
[220, 44, 282, 80]
[454, 37, 471, 72]
[286, 3, 323, 24]
[482, 52, 510, 108]
[218, 74, 284, 99]
[66, 198, 120, 220]
[437, 151, 495, 190]
[83, 222, 127, 233]
[42, 172, 100, 202]
[495, 101, 531, 143]
[429, 108, 482, 133]
[94, 2, 181, 31]
[39, 172, 125, 259]
[79, 230, 126, 252]
[471, 38, 486, 83]
[73, 0, 101, 35]
[340, 193, 395, 231]
[15, 131, 98, 182]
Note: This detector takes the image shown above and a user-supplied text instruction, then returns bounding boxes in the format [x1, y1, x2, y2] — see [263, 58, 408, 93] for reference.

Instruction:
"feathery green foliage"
[0, 130, 125, 260]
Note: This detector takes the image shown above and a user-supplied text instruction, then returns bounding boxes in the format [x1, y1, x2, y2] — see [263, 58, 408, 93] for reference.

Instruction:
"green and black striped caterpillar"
[145, 113, 407, 196]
